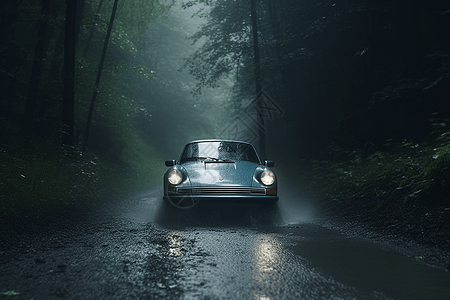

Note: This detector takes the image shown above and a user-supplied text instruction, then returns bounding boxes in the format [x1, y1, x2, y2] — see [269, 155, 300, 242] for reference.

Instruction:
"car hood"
[182, 161, 258, 187]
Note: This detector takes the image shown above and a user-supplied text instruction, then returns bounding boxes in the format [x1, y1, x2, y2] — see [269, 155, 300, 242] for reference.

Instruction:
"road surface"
[1, 187, 449, 299]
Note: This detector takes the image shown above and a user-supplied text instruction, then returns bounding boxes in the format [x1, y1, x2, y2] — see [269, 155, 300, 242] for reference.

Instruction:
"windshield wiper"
[196, 156, 235, 163]
[218, 159, 235, 163]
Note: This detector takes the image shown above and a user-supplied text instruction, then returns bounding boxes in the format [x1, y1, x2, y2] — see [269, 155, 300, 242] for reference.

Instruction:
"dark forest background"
[1, 0, 449, 215]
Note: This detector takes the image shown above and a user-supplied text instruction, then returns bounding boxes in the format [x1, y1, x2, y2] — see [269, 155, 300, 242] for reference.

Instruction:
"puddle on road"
[160, 226, 391, 300]
[123, 188, 450, 300]
[274, 224, 450, 300]
[158, 224, 450, 300]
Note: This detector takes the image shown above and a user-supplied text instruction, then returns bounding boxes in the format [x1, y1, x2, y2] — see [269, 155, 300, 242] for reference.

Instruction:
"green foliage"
[0, 144, 165, 216]
[0, 147, 103, 215]
[182, 0, 252, 95]
[0, 290, 20, 297]
[183, 0, 450, 159]
[4, 0, 448, 218]
[114, 0, 174, 33]
[1, 0, 171, 212]
[0, 0, 233, 217]
[304, 130, 450, 211]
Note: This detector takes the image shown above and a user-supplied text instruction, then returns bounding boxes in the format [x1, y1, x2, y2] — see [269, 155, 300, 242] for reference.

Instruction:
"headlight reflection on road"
[252, 234, 282, 280]
[167, 232, 184, 257]
[254, 296, 271, 300]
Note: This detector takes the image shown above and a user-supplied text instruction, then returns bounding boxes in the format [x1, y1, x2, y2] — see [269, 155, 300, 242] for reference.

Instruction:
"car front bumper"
[164, 185, 278, 204]
[164, 186, 278, 202]
[164, 194, 279, 203]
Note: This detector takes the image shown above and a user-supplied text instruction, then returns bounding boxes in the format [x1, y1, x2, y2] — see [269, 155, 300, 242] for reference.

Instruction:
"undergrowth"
[304, 127, 450, 212]
[0, 145, 165, 217]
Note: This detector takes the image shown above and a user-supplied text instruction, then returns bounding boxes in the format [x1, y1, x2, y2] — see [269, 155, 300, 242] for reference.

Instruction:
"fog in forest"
[1, 0, 449, 219]
[2, 4, 450, 299]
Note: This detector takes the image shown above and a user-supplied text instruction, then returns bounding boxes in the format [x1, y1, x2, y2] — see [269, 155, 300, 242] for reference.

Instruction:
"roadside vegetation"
[313, 141, 449, 205]
[0, 144, 165, 217]
[296, 117, 450, 252]
[0, 1, 221, 217]
[307, 119, 450, 209]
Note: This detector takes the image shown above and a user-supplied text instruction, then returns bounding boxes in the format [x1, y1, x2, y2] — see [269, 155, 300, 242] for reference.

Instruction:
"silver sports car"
[163, 139, 278, 208]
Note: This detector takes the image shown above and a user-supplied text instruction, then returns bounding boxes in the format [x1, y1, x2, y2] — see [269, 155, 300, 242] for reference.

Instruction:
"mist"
[1, 0, 449, 225]
[2, 3, 450, 300]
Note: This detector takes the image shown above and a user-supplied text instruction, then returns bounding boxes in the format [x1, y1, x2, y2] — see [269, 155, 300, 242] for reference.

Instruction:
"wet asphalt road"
[1, 187, 450, 300]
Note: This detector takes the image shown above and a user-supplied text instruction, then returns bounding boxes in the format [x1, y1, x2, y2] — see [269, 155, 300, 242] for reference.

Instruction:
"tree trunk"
[0, 0, 24, 44]
[2, 1, 23, 122]
[21, 0, 50, 139]
[48, 25, 65, 80]
[250, 0, 266, 159]
[266, 0, 288, 151]
[83, 0, 105, 58]
[75, 0, 85, 47]
[83, 0, 119, 150]
[61, 0, 77, 146]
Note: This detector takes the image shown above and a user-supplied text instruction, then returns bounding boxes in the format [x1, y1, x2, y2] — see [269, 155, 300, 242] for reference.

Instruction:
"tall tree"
[62, 0, 77, 146]
[250, 0, 265, 159]
[83, 0, 119, 150]
[21, 0, 51, 139]
[83, 0, 104, 58]
[181, 0, 251, 95]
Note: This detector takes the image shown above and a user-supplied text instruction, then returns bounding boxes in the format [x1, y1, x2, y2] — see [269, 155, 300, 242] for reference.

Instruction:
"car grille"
[177, 186, 266, 195]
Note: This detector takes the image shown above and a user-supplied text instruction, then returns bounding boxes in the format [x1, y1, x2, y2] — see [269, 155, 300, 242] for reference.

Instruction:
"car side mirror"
[165, 160, 176, 167]
[264, 160, 275, 167]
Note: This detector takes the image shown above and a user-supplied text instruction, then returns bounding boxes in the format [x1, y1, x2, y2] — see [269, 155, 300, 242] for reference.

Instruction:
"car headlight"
[167, 169, 183, 185]
[260, 169, 275, 186]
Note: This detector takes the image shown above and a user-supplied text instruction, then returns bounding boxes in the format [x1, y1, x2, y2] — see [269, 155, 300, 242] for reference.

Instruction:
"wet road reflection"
[252, 235, 282, 282]
[167, 232, 184, 257]
[128, 189, 450, 300]
[153, 222, 450, 300]
[3, 188, 448, 299]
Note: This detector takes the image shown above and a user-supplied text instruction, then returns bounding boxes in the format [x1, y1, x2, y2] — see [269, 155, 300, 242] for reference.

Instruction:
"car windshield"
[180, 141, 260, 163]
